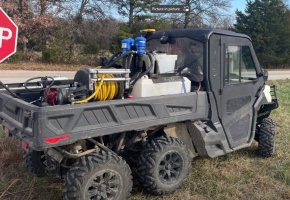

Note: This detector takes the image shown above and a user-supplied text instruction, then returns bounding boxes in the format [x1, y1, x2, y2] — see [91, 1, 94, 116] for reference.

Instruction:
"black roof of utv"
[146, 28, 251, 42]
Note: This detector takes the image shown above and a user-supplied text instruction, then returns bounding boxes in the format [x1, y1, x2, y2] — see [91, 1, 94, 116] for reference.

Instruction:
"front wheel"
[257, 118, 276, 157]
[137, 136, 191, 195]
[63, 150, 132, 200]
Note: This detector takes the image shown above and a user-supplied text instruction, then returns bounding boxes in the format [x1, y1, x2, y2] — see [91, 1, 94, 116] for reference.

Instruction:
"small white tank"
[131, 75, 191, 98]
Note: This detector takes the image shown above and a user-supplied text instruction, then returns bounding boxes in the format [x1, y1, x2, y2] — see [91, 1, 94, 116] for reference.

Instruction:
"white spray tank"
[131, 75, 191, 98]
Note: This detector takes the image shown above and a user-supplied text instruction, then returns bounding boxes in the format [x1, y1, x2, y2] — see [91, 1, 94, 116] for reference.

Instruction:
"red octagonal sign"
[0, 7, 18, 63]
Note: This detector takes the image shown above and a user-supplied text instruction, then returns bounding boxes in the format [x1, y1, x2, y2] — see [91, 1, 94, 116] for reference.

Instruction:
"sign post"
[0, 7, 18, 63]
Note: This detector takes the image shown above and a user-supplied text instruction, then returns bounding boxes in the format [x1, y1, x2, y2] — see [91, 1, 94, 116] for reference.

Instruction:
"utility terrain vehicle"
[0, 28, 278, 199]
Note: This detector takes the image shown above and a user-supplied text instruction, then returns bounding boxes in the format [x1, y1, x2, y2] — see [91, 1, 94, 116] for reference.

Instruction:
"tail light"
[22, 140, 29, 149]
[4, 127, 11, 136]
[44, 135, 71, 144]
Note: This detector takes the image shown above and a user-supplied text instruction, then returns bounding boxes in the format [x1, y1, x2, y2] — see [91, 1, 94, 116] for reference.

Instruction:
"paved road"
[0, 70, 76, 84]
[267, 70, 290, 80]
[0, 70, 289, 84]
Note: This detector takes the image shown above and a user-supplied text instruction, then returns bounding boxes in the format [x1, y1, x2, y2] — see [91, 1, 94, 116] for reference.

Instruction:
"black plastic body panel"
[0, 91, 209, 150]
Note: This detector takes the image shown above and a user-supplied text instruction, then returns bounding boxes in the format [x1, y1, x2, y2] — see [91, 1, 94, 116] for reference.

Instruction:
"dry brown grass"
[0, 78, 289, 200]
[0, 62, 85, 71]
[0, 126, 62, 200]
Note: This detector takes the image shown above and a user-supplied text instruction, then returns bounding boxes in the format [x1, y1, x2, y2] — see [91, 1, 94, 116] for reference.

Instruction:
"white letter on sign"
[0, 27, 12, 48]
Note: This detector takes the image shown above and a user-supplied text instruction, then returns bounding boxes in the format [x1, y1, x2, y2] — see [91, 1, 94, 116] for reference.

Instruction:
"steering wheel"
[24, 76, 55, 92]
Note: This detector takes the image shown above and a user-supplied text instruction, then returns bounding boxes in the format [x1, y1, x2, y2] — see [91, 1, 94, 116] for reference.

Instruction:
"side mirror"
[160, 35, 170, 44]
[160, 32, 175, 44]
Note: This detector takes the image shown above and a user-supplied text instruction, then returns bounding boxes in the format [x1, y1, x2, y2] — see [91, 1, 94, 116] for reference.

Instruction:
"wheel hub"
[99, 184, 107, 192]
[159, 151, 183, 184]
[165, 163, 172, 169]
[87, 170, 121, 200]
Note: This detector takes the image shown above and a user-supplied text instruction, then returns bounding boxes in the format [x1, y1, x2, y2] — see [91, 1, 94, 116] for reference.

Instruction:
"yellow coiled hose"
[94, 74, 118, 101]
[75, 74, 118, 104]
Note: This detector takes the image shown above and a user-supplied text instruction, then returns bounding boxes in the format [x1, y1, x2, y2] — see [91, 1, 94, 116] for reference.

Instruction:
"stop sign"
[0, 7, 18, 63]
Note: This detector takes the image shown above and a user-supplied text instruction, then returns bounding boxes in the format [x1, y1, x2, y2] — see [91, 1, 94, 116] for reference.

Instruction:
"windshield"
[147, 37, 204, 82]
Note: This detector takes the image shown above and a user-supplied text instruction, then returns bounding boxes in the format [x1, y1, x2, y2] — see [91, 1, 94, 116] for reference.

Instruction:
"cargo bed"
[0, 87, 209, 150]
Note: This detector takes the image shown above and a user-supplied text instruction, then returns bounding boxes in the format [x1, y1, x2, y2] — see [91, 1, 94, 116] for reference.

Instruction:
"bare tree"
[59, 0, 108, 60]
[211, 16, 234, 29]
[0, 0, 59, 51]
[166, 0, 232, 29]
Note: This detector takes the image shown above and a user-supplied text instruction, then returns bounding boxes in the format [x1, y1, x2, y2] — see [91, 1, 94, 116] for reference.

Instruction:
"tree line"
[0, 0, 290, 68]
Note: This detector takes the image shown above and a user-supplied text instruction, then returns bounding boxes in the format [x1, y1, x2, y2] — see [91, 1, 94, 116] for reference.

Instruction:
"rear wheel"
[257, 118, 276, 157]
[63, 150, 132, 200]
[137, 136, 191, 195]
[24, 150, 47, 176]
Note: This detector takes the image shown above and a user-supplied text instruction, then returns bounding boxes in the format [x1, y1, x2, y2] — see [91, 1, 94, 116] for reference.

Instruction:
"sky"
[230, 0, 247, 14]
[231, 0, 290, 14]
[229, 0, 290, 16]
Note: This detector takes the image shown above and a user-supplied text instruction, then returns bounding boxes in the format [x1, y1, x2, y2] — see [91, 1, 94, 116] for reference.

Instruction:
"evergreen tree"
[234, 0, 290, 68]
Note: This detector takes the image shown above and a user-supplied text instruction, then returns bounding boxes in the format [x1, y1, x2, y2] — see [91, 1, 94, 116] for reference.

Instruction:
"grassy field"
[0, 77, 290, 199]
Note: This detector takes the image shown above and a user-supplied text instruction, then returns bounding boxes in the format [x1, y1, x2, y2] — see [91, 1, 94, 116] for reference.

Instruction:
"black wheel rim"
[87, 170, 121, 200]
[158, 150, 183, 184]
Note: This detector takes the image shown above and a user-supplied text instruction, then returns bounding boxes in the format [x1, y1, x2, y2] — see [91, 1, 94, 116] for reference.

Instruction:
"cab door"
[219, 36, 264, 148]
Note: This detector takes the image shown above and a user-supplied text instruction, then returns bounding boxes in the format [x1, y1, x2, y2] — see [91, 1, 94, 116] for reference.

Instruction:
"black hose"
[130, 52, 155, 86]
[105, 51, 121, 67]
[24, 76, 55, 92]
[0, 81, 19, 98]
[104, 51, 135, 69]
[127, 53, 133, 69]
